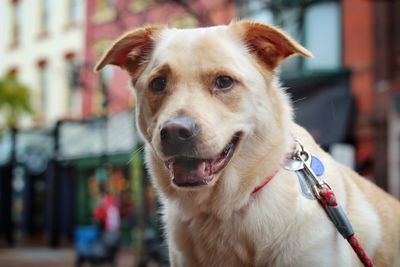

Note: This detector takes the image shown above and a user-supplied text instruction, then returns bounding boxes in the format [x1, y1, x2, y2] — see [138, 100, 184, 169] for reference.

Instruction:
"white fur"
[98, 21, 400, 267]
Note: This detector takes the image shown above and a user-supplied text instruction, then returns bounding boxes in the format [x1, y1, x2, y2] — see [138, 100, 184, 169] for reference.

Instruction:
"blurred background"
[0, 0, 399, 266]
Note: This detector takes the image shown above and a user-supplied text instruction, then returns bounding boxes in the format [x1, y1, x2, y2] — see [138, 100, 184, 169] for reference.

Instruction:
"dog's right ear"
[95, 25, 162, 78]
[231, 21, 313, 70]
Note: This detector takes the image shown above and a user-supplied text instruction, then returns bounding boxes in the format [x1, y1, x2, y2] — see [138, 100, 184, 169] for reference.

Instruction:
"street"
[0, 247, 136, 267]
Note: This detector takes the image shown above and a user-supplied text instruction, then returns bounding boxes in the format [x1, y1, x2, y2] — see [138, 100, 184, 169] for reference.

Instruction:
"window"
[240, 0, 341, 77]
[170, 14, 199, 28]
[245, 0, 273, 24]
[10, 0, 22, 47]
[95, 66, 113, 114]
[7, 67, 19, 78]
[130, 0, 155, 13]
[39, 0, 50, 36]
[92, 40, 114, 114]
[92, 0, 116, 24]
[37, 60, 48, 116]
[65, 53, 81, 116]
[67, 0, 80, 24]
[304, 2, 341, 71]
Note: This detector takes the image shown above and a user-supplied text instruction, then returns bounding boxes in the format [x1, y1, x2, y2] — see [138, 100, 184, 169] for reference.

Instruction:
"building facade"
[0, 0, 86, 125]
[0, 0, 86, 247]
[373, 1, 400, 198]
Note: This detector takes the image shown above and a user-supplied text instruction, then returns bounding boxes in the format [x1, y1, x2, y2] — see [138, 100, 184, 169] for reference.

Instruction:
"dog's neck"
[240, 130, 295, 184]
[251, 140, 296, 194]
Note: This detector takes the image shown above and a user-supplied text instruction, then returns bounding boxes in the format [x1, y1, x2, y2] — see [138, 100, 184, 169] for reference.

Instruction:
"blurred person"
[93, 184, 120, 233]
[91, 184, 121, 254]
[75, 184, 121, 267]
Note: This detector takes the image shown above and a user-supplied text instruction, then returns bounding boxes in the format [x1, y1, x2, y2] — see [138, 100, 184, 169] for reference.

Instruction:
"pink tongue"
[172, 158, 211, 185]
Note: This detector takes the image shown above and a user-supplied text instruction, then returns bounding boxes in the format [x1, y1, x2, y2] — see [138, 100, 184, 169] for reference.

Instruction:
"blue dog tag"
[311, 156, 324, 176]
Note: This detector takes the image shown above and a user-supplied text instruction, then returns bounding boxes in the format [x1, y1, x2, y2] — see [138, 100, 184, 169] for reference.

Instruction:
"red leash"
[318, 187, 375, 267]
[252, 142, 375, 267]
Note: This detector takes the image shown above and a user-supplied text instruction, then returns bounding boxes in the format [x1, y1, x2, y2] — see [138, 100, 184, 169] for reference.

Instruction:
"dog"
[96, 20, 400, 267]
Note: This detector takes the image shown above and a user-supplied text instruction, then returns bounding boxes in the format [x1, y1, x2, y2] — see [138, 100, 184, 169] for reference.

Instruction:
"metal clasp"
[294, 142, 332, 199]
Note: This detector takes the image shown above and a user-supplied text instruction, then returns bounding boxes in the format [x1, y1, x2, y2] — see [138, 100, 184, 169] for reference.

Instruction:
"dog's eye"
[150, 76, 167, 93]
[214, 76, 234, 91]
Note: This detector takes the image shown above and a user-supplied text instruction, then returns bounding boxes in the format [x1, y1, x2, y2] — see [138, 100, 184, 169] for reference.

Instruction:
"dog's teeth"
[224, 143, 233, 154]
[165, 159, 174, 170]
[205, 161, 212, 175]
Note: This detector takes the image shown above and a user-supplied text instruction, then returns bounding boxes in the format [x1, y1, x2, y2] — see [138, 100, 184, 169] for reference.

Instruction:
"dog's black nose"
[160, 116, 199, 156]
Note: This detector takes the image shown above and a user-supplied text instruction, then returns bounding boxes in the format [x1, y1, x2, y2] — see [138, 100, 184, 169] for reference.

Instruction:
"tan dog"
[96, 21, 400, 267]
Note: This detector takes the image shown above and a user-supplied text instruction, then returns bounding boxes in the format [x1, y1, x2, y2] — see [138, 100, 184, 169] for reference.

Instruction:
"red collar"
[251, 142, 297, 195]
[251, 169, 279, 194]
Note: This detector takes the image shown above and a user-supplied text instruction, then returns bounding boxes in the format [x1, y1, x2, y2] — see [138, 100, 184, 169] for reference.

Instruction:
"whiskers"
[292, 97, 307, 104]
[126, 144, 145, 164]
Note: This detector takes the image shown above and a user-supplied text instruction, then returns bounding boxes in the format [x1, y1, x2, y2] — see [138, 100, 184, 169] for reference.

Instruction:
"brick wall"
[344, 0, 400, 189]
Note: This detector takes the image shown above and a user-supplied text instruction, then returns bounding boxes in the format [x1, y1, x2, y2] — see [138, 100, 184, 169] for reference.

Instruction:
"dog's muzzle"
[159, 116, 241, 188]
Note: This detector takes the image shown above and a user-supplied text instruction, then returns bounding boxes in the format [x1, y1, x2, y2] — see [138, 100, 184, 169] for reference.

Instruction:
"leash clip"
[293, 142, 332, 199]
[292, 140, 374, 267]
[312, 180, 332, 199]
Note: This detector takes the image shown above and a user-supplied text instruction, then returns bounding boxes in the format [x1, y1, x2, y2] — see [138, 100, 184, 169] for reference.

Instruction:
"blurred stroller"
[75, 226, 120, 267]
[75, 195, 121, 267]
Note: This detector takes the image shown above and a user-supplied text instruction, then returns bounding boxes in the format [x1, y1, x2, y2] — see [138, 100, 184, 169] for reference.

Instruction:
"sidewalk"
[0, 247, 135, 267]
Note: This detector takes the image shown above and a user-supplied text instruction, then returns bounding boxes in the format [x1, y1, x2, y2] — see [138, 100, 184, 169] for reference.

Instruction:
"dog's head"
[96, 21, 311, 193]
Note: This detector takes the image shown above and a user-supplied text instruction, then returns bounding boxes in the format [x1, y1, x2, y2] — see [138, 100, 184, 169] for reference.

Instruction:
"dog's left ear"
[231, 21, 313, 69]
[95, 25, 162, 80]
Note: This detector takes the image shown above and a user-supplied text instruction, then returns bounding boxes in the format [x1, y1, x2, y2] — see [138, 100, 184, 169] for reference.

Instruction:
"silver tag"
[296, 171, 316, 200]
[284, 158, 304, 171]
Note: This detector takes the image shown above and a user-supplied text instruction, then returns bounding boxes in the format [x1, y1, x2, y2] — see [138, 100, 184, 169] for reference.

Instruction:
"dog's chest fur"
[165, 175, 334, 267]
[173, 211, 257, 267]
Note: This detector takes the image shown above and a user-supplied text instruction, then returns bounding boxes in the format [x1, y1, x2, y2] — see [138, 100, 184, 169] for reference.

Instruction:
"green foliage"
[0, 74, 33, 129]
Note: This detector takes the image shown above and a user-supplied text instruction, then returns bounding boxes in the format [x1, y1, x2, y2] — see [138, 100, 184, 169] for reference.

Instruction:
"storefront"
[0, 110, 156, 248]
[0, 127, 54, 246]
[57, 111, 140, 246]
